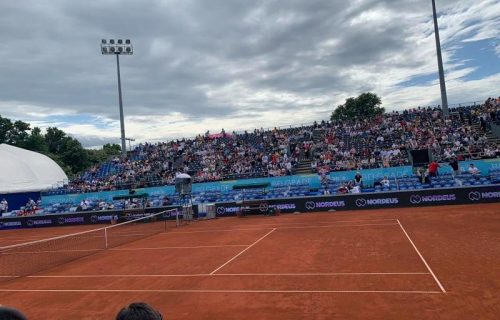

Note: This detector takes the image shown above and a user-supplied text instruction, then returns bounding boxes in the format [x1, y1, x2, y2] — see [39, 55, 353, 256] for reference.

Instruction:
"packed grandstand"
[1, 97, 496, 217]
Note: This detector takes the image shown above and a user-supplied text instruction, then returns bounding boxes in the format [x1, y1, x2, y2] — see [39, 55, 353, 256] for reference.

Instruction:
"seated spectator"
[0, 305, 28, 320]
[162, 196, 170, 206]
[351, 185, 361, 193]
[354, 172, 363, 187]
[417, 167, 430, 184]
[337, 183, 349, 194]
[381, 176, 390, 187]
[468, 163, 480, 175]
[116, 302, 163, 320]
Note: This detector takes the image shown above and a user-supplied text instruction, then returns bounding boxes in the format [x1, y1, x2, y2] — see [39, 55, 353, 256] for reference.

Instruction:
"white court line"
[1, 245, 250, 255]
[397, 219, 446, 293]
[277, 223, 397, 230]
[210, 228, 276, 275]
[161, 227, 274, 234]
[1, 249, 104, 255]
[189, 218, 399, 229]
[161, 223, 397, 235]
[0, 288, 442, 294]
[110, 245, 250, 250]
[24, 272, 430, 278]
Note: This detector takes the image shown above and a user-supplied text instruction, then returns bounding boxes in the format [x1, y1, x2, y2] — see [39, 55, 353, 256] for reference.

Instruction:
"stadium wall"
[214, 184, 500, 216]
[2, 185, 498, 230]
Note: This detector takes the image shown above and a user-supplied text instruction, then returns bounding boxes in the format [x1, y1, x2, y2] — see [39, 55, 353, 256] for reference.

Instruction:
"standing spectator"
[449, 157, 460, 177]
[428, 160, 440, 177]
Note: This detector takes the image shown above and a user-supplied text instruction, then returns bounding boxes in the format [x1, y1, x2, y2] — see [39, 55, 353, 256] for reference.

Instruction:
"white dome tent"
[0, 143, 68, 193]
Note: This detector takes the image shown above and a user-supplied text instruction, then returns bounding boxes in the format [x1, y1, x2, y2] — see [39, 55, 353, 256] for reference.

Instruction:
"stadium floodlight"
[431, 0, 449, 118]
[101, 38, 134, 157]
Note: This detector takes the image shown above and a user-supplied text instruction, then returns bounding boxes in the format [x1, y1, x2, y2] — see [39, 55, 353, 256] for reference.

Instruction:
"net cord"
[0, 208, 177, 252]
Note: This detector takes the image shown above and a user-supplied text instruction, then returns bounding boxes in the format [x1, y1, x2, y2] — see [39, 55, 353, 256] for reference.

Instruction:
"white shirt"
[468, 167, 480, 175]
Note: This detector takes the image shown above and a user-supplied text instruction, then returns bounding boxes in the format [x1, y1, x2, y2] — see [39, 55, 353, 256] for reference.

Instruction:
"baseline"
[0, 288, 442, 294]
[25, 272, 430, 278]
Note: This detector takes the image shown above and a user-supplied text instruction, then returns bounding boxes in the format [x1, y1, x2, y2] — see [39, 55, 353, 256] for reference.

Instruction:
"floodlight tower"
[431, 0, 449, 118]
[101, 39, 133, 157]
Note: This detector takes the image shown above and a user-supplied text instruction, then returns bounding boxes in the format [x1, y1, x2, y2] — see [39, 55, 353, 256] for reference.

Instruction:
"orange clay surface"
[0, 203, 499, 319]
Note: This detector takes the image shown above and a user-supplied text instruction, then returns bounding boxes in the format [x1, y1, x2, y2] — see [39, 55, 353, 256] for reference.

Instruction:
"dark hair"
[116, 303, 163, 320]
[0, 306, 28, 320]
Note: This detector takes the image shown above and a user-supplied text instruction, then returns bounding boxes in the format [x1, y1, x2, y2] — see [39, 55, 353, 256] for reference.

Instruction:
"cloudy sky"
[0, 0, 498, 148]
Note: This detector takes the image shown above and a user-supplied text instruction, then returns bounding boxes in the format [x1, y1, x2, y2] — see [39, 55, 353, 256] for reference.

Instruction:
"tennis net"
[0, 208, 179, 280]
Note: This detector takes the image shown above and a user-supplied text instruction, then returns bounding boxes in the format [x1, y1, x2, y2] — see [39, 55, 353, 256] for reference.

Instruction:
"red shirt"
[428, 162, 439, 173]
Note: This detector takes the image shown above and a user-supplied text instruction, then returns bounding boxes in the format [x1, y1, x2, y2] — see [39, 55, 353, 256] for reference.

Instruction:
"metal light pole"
[125, 137, 135, 152]
[101, 39, 133, 157]
[431, 0, 449, 118]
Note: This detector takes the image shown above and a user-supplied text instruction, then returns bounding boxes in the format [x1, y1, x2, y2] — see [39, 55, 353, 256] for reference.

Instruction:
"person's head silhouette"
[0, 306, 28, 320]
[116, 302, 163, 320]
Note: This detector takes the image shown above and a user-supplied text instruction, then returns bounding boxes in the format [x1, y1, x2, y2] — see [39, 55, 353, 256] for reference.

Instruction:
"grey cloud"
[0, 0, 497, 143]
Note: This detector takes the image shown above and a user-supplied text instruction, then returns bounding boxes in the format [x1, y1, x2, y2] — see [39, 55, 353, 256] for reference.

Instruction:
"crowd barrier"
[214, 184, 500, 216]
[1, 185, 498, 230]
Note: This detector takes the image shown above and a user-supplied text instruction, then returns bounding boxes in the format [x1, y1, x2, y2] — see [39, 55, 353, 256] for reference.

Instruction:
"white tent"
[0, 143, 68, 193]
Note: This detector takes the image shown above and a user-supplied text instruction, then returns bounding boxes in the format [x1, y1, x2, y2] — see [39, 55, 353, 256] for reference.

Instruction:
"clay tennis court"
[0, 203, 499, 319]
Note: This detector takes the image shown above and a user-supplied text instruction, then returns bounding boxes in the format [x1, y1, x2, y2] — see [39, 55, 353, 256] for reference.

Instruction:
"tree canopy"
[0, 115, 121, 176]
[331, 92, 384, 121]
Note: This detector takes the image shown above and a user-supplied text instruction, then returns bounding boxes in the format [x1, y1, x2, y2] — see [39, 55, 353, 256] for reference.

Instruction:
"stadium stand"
[4, 99, 496, 217]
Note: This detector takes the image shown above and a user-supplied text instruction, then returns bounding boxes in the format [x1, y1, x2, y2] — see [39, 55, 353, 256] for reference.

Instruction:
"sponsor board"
[27, 219, 53, 227]
[468, 191, 500, 201]
[270, 203, 297, 210]
[0, 220, 23, 229]
[355, 198, 399, 207]
[216, 206, 240, 215]
[58, 216, 85, 225]
[305, 200, 345, 210]
[90, 215, 115, 223]
[409, 194, 456, 204]
[2, 186, 499, 229]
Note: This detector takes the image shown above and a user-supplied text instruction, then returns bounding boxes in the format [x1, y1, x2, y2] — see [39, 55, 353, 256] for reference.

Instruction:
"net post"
[164, 210, 167, 232]
[176, 209, 180, 227]
[104, 228, 108, 249]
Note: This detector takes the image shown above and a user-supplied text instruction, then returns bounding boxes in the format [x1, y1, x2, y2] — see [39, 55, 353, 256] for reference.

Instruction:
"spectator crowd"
[51, 98, 500, 194]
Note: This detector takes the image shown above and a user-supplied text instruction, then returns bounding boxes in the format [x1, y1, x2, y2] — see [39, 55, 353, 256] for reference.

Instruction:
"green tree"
[103, 143, 121, 156]
[59, 137, 89, 174]
[331, 92, 384, 121]
[24, 127, 49, 153]
[45, 127, 67, 154]
[0, 116, 14, 143]
[0, 117, 32, 147]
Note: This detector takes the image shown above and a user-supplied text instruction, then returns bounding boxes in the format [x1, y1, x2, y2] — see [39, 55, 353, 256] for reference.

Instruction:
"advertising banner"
[214, 185, 500, 216]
